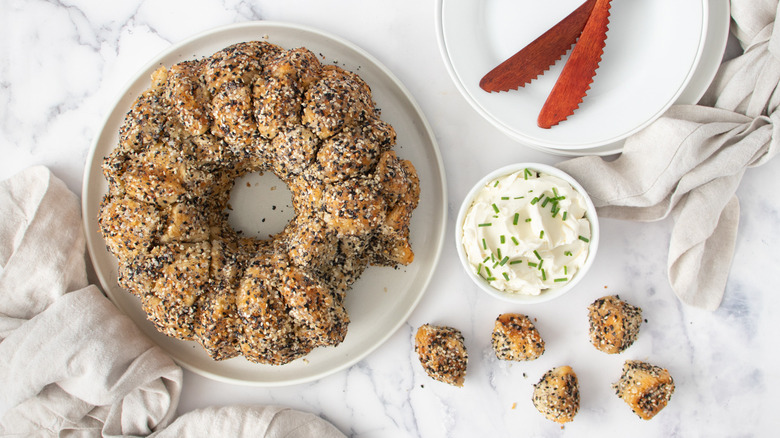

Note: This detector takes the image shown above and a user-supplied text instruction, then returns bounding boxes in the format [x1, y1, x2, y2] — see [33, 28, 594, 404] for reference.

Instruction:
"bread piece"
[613, 360, 675, 420]
[101, 42, 421, 366]
[491, 313, 545, 361]
[414, 324, 468, 387]
[532, 365, 580, 423]
[588, 295, 642, 354]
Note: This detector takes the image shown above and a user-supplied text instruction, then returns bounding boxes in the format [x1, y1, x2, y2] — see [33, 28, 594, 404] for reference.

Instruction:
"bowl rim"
[455, 163, 600, 304]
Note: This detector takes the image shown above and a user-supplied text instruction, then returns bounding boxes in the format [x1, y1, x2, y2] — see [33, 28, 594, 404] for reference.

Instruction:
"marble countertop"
[2, 1, 778, 436]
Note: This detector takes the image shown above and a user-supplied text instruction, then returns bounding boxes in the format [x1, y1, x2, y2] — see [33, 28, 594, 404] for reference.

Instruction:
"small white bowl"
[455, 163, 599, 304]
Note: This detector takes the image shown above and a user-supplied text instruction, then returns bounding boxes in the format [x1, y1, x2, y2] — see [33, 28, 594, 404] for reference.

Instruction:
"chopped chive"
[497, 248, 502, 260]
[552, 187, 559, 198]
[513, 213, 519, 225]
[514, 196, 525, 199]
[562, 211, 568, 221]
[564, 250, 573, 257]
[492, 203, 500, 213]
[524, 168, 532, 179]
[482, 256, 491, 263]
[528, 262, 538, 268]
[478, 223, 492, 227]
[540, 230, 545, 239]
[511, 236, 520, 246]
[486, 277, 496, 282]
[501, 196, 510, 200]
[541, 269, 547, 281]
[493, 180, 500, 187]
[509, 260, 523, 265]
[530, 197, 539, 205]
[499, 256, 509, 266]
[477, 264, 482, 275]
[502, 272, 510, 281]
[538, 260, 544, 270]
[493, 262, 500, 269]
[482, 238, 487, 250]
[579, 235, 590, 243]
[533, 250, 542, 260]
[554, 277, 568, 282]
[485, 266, 492, 277]
[500, 235, 506, 244]
[564, 265, 568, 275]
[541, 197, 550, 208]
[525, 218, 532, 223]
[491, 253, 495, 262]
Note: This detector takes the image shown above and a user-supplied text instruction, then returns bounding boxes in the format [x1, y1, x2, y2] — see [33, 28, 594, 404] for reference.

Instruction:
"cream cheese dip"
[461, 168, 591, 295]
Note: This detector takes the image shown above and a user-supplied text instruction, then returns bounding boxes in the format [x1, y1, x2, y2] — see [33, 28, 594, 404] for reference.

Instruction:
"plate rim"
[435, 0, 725, 154]
[82, 20, 448, 386]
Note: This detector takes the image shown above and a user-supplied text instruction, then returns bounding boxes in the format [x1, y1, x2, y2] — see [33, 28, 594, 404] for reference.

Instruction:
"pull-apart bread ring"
[99, 41, 420, 365]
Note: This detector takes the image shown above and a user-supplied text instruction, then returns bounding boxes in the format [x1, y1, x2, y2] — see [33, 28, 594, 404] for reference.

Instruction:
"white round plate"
[437, 0, 715, 152]
[82, 22, 447, 386]
[543, 0, 731, 157]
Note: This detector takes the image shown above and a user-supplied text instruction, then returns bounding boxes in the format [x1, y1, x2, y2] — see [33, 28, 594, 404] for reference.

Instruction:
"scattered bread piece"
[491, 313, 545, 361]
[532, 365, 580, 423]
[588, 295, 642, 354]
[613, 360, 675, 420]
[414, 324, 468, 387]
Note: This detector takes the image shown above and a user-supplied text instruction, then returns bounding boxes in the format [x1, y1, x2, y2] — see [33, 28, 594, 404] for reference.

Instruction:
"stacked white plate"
[436, 0, 730, 156]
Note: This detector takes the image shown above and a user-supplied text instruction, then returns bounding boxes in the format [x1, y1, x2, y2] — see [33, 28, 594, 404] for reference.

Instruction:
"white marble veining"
[2, 0, 779, 436]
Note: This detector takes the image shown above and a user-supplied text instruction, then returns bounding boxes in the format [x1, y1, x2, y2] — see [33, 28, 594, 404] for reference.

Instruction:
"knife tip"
[537, 105, 579, 129]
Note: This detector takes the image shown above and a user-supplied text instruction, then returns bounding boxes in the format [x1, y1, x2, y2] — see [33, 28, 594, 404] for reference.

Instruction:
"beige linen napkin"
[557, 0, 780, 310]
[0, 166, 345, 437]
[0, 166, 182, 436]
[152, 406, 345, 437]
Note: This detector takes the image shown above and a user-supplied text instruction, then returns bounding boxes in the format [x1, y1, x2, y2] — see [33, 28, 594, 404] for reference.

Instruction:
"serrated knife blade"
[537, 0, 612, 128]
[479, 0, 597, 93]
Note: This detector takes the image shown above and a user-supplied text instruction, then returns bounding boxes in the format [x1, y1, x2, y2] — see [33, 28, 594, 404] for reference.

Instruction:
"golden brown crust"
[267, 47, 323, 90]
[415, 324, 468, 387]
[159, 201, 210, 244]
[98, 195, 160, 260]
[270, 126, 318, 181]
[532, 365, 580, 424]
[322, 179, 386, 237]
[302, 65, 376, 139]
[211, 81, 258, 148]
[194, 288, 241, 360]
[99, 42, 420, 365]
[491, 313, 545, 361]
[202, 41, 280, 94]
[139, 294, 195, 340]
[613, 360, 675, 420]
[367, 151, 419, 266]
[588, 295, 643, 354]
[165, 60, 211, 136]
[313, 125, 382, 183]
[280, 264, 349, 346]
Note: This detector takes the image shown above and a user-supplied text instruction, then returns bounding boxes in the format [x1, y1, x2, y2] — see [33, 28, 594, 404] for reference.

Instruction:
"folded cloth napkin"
[557, 0, 780, 310]
[0, 166, 345, 438]
[152, 406, 345, 437]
